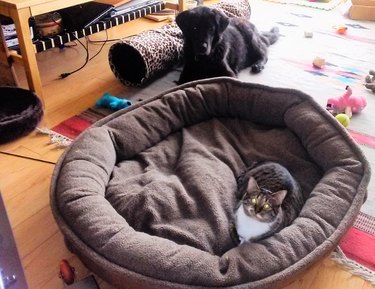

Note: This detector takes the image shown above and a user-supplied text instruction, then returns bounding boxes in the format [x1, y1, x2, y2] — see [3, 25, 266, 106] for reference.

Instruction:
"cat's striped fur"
[233, 161, 304, 243]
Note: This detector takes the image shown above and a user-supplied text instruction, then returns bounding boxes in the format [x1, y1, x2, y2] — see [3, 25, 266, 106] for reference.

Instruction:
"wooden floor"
[0, 4, 373, 289]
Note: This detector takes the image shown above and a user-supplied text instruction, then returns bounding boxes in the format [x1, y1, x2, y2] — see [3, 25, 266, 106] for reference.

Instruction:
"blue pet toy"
[96, 92, 132, 110]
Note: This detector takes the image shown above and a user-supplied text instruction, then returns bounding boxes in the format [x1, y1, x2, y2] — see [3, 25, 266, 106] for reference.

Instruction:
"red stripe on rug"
[52, 116, 93, 139]
[340, 227, 375, 271]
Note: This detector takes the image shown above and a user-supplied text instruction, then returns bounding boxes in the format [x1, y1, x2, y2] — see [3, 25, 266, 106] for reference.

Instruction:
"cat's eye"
[251, 198, 257, 204]
[263, 203, 272, 210]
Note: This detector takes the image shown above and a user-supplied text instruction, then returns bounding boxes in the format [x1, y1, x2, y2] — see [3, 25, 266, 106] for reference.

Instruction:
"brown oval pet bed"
[51, 78, 370, 289]
[0, 86, 43, 144]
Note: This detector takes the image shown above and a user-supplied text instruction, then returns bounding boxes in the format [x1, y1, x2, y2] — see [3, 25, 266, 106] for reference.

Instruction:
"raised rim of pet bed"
[50, 77, 370, 289]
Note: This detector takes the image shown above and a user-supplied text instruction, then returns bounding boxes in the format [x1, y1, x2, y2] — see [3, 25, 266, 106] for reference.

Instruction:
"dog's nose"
[195, 42, 208, 55]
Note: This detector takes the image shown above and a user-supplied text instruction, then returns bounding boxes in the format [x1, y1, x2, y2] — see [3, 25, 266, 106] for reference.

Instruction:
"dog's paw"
[251, 64, 264, 73]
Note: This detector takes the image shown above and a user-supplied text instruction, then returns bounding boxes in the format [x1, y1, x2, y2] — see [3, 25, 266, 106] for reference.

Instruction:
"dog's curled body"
[176, 6, 279, 84]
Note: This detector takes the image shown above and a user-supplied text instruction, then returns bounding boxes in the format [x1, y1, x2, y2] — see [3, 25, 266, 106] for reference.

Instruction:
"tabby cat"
[233, 162, 304, 244]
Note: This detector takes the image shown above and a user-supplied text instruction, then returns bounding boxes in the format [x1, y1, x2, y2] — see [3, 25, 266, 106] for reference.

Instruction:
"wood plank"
[22, 231, 74, 289]
[13, 205, 60, 259]
[0, 154, 54, 227]
[95, 0, 131, 7]
[29, 0, 92, 16]
[0, 0, 91, 11]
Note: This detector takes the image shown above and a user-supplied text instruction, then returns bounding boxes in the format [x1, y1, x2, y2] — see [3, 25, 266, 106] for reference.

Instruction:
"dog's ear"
[213, 9, 229, 33]
[175, 10, 192, 34]
[212, 9, 229, 34]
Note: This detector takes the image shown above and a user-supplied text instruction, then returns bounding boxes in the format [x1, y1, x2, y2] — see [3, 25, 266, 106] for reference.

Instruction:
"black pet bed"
[0, 86, 43, 144]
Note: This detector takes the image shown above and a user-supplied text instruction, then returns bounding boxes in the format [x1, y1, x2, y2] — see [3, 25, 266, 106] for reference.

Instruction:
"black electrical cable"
[48, 12, 91, 79]
[88, 29, 108, 62]
[87, 37, 121, 43]
[48, 12, 110, 79]
[59, 35, 90, 79]
[48, 11, 143, 79]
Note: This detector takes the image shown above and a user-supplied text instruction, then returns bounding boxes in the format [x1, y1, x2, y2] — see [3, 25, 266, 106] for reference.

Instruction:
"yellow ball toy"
[335, 113, 350, 127]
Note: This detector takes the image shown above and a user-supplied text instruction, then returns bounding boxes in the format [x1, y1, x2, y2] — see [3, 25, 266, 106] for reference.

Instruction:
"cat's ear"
[247, 177, 259, 192]
[272, 190, 287, 206]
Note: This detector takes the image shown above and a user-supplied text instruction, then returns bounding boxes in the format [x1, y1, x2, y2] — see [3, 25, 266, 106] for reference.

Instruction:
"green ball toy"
[335, 113, 350, 127]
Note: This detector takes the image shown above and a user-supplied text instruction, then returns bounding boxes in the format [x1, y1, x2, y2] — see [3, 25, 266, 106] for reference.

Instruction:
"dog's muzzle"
[194, 42, 210, 56]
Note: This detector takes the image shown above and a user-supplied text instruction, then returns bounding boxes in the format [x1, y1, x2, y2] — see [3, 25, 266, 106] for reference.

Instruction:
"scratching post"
[108, 0, 251, 86]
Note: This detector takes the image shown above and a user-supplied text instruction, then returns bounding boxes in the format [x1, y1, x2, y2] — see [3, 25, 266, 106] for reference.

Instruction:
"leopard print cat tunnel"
[108, 0, 251, 86]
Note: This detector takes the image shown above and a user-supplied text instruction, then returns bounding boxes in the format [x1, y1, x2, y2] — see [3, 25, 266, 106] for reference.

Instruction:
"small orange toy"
[335, 25, 348, 34]
[312, 57, 326, 69]
[59, 259, 76, 285]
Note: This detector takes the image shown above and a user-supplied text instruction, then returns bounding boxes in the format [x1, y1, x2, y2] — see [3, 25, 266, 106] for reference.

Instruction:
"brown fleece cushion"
[50, 77, 370, 289]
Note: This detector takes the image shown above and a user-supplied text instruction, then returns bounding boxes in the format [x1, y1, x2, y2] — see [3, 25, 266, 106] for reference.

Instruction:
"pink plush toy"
[326, 86, 367, 118]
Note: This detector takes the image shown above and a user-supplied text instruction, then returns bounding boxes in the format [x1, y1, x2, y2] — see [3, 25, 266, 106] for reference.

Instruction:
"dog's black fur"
[176, 6, 279, 84]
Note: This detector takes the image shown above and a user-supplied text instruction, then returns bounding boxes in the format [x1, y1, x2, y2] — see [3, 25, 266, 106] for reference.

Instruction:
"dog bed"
[108, 0, 251, 86]
[0, 86, 43, 144]
[51, 78, 370, 289]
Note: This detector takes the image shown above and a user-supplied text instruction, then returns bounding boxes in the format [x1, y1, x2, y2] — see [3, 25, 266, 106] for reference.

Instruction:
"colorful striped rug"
[263, 0, 346, 11]
[47, 106, 375, 152]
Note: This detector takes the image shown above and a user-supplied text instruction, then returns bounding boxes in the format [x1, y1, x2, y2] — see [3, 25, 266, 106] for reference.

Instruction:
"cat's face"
[242, 177, 287, 223]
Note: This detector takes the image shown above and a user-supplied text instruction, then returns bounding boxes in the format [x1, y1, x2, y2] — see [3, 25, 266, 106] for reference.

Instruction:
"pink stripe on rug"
[348, 129, 375, 150]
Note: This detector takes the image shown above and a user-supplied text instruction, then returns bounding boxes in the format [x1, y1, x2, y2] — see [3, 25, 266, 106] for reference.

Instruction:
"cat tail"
[235, 161, 259, 199]
[261, 27, 280, 46]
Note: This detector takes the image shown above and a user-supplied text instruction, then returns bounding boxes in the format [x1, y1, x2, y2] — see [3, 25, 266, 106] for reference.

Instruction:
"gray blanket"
[51, 78, 370, 289]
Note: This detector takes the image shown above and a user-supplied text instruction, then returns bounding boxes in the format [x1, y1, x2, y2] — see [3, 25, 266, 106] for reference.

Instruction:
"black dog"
[175, 6, 279, 84]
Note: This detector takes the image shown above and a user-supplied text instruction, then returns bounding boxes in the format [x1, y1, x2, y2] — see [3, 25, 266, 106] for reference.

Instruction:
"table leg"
[9, 8, 44, 105]
[178, 0, 186, 11]
[0, 22, 18, 86]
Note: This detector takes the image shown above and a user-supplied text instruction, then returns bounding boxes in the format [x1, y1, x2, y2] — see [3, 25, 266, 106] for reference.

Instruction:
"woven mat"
[263, 0, 346, 10]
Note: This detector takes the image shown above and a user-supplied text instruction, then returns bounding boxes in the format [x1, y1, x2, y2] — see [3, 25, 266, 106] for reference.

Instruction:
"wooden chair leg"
[178, 0, 186, 11]
[165, 0, 186, 12]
